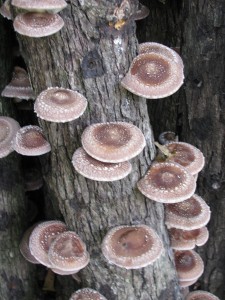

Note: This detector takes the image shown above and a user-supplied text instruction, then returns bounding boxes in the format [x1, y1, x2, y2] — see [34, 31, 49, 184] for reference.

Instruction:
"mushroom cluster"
[12, 0, 67, 37]
[20, 220, 90, 275]
[72, 122, 146, 181]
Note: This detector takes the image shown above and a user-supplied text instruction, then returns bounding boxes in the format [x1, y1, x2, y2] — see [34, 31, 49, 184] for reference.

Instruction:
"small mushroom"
[72, 147, 132, 181]
[69, 288, 107, 300]
[185, 290, 220, 300]
[12, 125, 51, 156]
[13, 12, 64, 37]
[165, 194, 211, 230]
[158, 131, 178, 145]
[23, 167, 43, 191]
[121, 52, 184, 99]
[174, 250, 204, 281]
[0, 0, 12, 20]
[29, 220, 67, 267]
[195, 226, 209, 247]
[1, 66, 35, 100]
[132, 4, 149, 21]
[12, 0, 67, 13]
[34, 87, 87, 123]
[81, 122, 146, 163]
[137, 162, 196, 203]
[48, 231, 90, 272]
[0, 116, 20, 158]
[101, 224, 163, 269]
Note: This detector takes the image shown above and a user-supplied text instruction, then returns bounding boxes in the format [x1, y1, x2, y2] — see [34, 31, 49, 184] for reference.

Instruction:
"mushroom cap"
[34, 87, 87, 123]
[12, 125, 51, 156]
[13, 12, 64, 37]
[0, 0, 12, 20]
[1, 66, 35, 100]
[81, 122, 146, 163]
[48, 231, 90, 272]
[29, 220, 67, 267]
[19, 225, 40, 264]
[168, 228, 197, 250]
[179, 278, 198, 288]
[121, 52, 184, 99]
[195, 226, 209, 247]
[101, 224, 163, 269]
[69, 288, 107, 300]
[165, 194, 211, 230]
[138, 42, 184, 68]
[185, 291, 220, 300]
[165, 142, 205, 175]
[72, 147, 132, 181]
[137, 162, 196, 203]
[158, 131, 178, 145]
[12, 0, 67, 13]
[0, 116, 20, 158]
[51, 268, 80, 275]
[132, 4, 149, 21]
[24, 167, 43, 191]
[174, 250, 204, 281]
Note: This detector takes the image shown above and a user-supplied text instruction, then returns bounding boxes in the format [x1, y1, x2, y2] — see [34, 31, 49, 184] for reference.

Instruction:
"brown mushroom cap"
[174, 250, 204, 281]
[132, 4, 149, 21]
[121, 52, 184, 99]
[195, 226, 209, 247]
[34, 87, 87, 123]
[101, 224, 163, 269]
[165, 194, 211, 230]
[12, 125, 51, 156]
[48, 231, 90, 272]
[185, 290, 220, 300]
[72, 147, 132, 181]
[0, 0, 12, 20]
[12, 0, 67, 13]
[158, 131, 178, 145]
[0, 116, 20, 158]
[29, 220, 67, 267]
[69, 288, 107, 300]
[13, 12, 64, 37]
[19, 225, 40, 264]
[165, 142, 205, 175]
[137, 162, 196, 203]
[1, 66, 35, 100]
[81, 122, 146, 163]
[168, 228, 196, 250]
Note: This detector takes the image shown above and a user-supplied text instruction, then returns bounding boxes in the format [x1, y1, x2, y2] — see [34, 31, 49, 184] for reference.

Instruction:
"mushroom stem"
[42, 269, 56, 292]
[154, 141, 173, 158]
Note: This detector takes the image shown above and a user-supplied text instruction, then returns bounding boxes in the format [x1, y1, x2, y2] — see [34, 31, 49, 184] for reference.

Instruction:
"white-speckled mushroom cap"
[0, 0, 12, 20]
[1, 66, 35, 100]
[165, 194, 211, 230]
[165, 142, 205, 175]
[101, 224, 163, 269]
[168, 228, 196, 250]
[185, 290, 220, 300]
[0, 116, 20, 158]
[137, 162, 196, 203]
[12, 0, 67, 13]
[34, 87, 87, 123]
[69, 288, 108, 300]
[175, 250, 204, 281]
[48, 231, 90, 272]
[12, 125, 51, 156]
[121, 52, 184, 99]
[81, 122, 146, 163]
[29, 220, 67, 267]
[72, 147, 132, 181]
[13, 12, 64, 37]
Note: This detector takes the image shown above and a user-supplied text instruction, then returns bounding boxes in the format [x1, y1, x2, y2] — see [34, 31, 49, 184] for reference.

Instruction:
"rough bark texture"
[15, 1, 181, 299]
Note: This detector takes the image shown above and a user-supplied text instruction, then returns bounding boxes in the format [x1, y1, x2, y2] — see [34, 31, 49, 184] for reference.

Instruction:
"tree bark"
[16, 1, 181, 299]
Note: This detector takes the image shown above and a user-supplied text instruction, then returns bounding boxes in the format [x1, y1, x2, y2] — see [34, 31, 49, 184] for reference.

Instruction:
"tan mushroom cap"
[179, 278, 198, 288]
[29, 220, 67, 267]
[1, 66, 35, 100]
[137, 162, 196, 203]
[174, 250, 204, 281]
[169, 228, 197, 250]
[69, 288, 108, 300]
[34, 87, 87, 123]
[81, 122, 146, 163]
[132, 4, 149, 21]
[101, 224, 163, 269]
[121, 52, 184, 99]
[185, 290, 220, 300]
[72, 147, 132, 181]
[0, 0, 12, 20]
[165, 142, 205, 175]
[0, 116, 20, 158]
[19, 225, 40, 264]
[13, 12, 64, 37]
[165, 194, 211, 230]
[12, 0, 67, 13]
[158, 131, 178, 145]
[48, 231, 90, 272]
[139, 42, 184, 68]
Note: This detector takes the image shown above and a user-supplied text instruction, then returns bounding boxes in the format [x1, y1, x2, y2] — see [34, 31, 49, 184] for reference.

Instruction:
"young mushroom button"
[81, 122, 146, 163]
[69, 288, 108, 300]
[12, 0, 67, 13]
[101, 225, 163, 269]
[185, 290, 220, 300]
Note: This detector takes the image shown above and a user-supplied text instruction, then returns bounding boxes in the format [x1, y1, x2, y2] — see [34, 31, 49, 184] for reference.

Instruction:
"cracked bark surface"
[15, 0, 181, 299]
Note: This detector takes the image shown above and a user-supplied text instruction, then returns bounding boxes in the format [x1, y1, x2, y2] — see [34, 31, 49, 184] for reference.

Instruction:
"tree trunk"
[15, 1, 180, 299]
